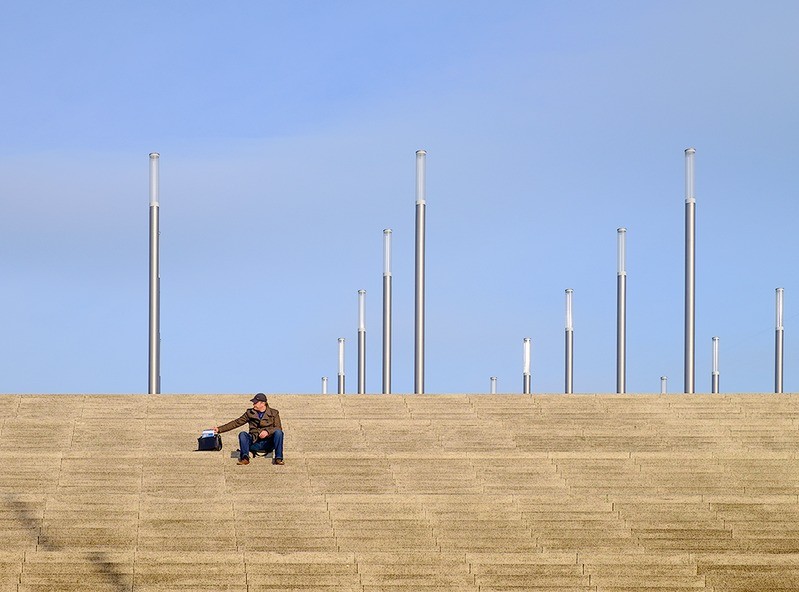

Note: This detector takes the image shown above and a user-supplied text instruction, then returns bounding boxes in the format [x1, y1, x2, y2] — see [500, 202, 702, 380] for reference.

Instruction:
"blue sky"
[0, 1, 797, 394]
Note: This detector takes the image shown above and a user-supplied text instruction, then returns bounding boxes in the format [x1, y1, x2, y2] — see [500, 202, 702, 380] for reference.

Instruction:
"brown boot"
[273, 458, 284, 465]
[237, 457, 250, 465]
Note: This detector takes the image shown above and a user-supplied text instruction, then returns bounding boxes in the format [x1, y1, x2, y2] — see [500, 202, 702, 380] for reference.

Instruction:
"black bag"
[197, 434, 223, 451]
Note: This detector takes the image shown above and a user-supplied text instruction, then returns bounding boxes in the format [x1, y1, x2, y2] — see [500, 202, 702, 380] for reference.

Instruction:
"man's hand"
[258, 430, 268, 439]
[213, 427, 219, 434]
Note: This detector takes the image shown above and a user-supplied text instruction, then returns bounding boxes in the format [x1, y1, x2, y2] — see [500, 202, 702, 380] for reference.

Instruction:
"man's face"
[252, 400, 267, 412]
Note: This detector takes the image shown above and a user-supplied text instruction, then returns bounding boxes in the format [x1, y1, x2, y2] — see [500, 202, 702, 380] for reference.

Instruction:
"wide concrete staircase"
[1, 393, 799, 591]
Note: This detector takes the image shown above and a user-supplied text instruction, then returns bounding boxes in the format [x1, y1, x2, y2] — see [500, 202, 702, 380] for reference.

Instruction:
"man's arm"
[214, 413, 248, 434]
[267, 410, 282, 437]
[260, 410, 282, 439]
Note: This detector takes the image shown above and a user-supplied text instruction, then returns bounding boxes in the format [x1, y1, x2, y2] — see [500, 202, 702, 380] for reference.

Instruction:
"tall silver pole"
[523, 338, 532, 394]
[565, 289, 574, 394]
[711, 337, 720, 394]
[337, 338, 345, 394]
[322, 377, 328, 395]
[490, 377, 497, 394]
[148, 152, 161, 394]
[684, 148, 696, 393]
[661, 376, 668, 394]
[382, 229, 392, 394]
[414, 150, 427, 394]
[616, 228, 627, 394]
[776, 288, 784, 394]
[358, 290, 366, 394]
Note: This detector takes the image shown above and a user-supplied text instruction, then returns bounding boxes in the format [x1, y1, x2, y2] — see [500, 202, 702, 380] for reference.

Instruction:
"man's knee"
[238, 431, 250, 441]
[273, 429, 284, 439]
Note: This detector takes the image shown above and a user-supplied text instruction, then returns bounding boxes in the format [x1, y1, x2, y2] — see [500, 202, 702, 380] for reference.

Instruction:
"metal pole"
[661, 376, 668, 394]
[616, 228, 627, 394]
[358, 290, 366, 394]
[776, 288, 784, 394]
[322, 377, 328, 395]
[382, 229, 392, 394]
[565, 289, 574, 394]
[414, 149, 426, 394]
[337, 338, 345, 394]
[490, 377, 497, 394]
[148, 152, 161, 394]
[685, 148, 696, 393]
[523, 338, 532, 394]
[711, 337, 720, 394]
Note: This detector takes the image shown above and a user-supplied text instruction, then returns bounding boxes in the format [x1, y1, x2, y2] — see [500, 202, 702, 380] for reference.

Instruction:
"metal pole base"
[684, 200, 696, 394]
[414, 202, 426, 395]
[148, 203, 160, 395]
[565, 329, 573, 394]
[382, 275, 392, 394]
[358, 330, 366, 394]
[776, 328, 784, 394]
[616, 274, 626, 394]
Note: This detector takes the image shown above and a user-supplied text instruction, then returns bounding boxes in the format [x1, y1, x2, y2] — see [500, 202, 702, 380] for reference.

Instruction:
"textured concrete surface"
[1, 393, 798, 590]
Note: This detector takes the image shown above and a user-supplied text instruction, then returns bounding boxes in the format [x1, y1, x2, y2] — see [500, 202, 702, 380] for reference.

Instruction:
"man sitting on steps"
[213, 393, 284, 466]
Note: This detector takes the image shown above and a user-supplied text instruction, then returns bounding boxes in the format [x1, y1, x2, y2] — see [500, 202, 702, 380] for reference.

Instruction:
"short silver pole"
[322, 377, 328, 395]
[565, 289, 574, 394]
[661, 376, 668, 394]
[776, 288, 784, 394]
[382, 229, 392, 394]
[523, 338, 532, 394]
[357, 290, 366, 394]
[490, 377, 497, 394]
[337, 338, 345, 394]
[711, 337, 720, 393]
[685, 148, 696, 393]
[616, 228, 627, 394]
[148, 152, 161, 395]
[414, 150, 427, 394]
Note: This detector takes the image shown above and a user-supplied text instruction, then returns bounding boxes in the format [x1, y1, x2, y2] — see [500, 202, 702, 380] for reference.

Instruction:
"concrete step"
[2, 393, 799, 591]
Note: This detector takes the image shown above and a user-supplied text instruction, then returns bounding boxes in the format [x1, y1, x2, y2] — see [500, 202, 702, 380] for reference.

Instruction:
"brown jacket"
[217, 407, 282, 441]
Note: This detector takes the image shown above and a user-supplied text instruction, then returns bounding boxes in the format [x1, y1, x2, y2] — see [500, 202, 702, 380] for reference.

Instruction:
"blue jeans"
[238, 430, 283, 460]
